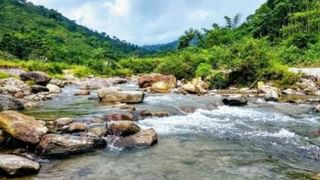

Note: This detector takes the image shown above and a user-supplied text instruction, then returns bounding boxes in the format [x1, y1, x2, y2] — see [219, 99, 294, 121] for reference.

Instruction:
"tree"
[178, 28, 201, 49]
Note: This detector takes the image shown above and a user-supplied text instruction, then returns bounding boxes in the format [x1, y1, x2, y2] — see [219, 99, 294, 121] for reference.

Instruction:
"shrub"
[206, 72, 229, 89]
[119, 58, 159, 74]
[195, 63, 212, 78]
[22, 61, 68, 74]
[114, 68, 133, 77]
[72, 66, 95, 77]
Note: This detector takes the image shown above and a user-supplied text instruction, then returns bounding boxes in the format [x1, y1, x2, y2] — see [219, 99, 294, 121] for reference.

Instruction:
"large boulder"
[182, 78, 209, 94]
[108, 121, 140, 137]
[0, 95, 24, 111]
[138, 73, 176, 88]
[113, 128, 158, 149]
[46, 84, 61, 93]
[97, 88, 144, 104]
[0, 154, 40, 177]
[150, 81, 171, 93]
[0, 111, 48, 144]
[222, 95, 248, 106]
[20, 71, 52, 86]
[38, 134, 106, 157]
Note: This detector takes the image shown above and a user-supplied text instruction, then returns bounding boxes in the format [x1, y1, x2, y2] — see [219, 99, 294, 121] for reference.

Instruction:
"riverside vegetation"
[1, 0, 320, 179]
[0, 0, 319, 86]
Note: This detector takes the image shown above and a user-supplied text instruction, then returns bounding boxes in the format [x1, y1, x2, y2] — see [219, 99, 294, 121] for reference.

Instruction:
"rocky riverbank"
[0, 68, 320, 178]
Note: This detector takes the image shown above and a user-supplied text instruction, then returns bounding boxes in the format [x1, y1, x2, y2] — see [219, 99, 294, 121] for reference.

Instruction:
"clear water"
[7, 85, 320, 180]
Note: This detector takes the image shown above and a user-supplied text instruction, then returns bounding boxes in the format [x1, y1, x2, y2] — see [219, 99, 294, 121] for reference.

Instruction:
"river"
[8, 83, 320, 180]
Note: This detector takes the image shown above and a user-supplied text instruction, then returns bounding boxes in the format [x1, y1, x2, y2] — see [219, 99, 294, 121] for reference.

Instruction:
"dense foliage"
[119, 0, 320, 88]
[0, 0, 148, 71]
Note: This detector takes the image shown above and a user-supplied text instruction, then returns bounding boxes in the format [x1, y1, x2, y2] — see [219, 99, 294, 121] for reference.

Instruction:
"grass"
[0, 71, 10, 79]
[0, 59, 100, 78]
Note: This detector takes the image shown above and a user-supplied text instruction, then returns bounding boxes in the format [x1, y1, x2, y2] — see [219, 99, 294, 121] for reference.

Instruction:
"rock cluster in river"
[0, 109, 158, 177]
[0, 71, 66, 111]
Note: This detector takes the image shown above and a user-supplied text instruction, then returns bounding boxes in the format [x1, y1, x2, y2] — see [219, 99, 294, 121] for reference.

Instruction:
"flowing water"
[8, 84, 320, 180]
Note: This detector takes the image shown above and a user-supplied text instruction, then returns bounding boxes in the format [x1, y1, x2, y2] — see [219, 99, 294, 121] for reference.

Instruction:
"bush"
[22, 61, 68, 74]
[195, 63, 212, 78]
[155, 48, 207, 79]
[114, 68, 133, 77]
[72, 66, 95, 77]
[206, 72, 229, 89]
[119, 58, 159, 74]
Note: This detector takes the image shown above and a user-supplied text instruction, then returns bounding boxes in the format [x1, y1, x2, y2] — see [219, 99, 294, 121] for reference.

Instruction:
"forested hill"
[0, 0, 147, 64]
[119, 0, 320, 88]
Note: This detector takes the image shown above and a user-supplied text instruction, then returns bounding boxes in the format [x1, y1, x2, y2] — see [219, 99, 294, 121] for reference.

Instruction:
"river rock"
[67, 122, 87, 133]
[22, 101, 38, 109]
[55, 117, 75, 126]
[80, 78, 112, 90]
[97, 88, 144, 104]
[150, 81, 171, 93]
[222, 95, 248, 106]
[282, 88, 296, 95]
[182, 78, 209, 94]
[0, 111, 48, 144]
[46, 84, 61, 93]
[38, 134, 106, 157]
[20, 71, 51, 86]
[74, 90, 90, 96]
[140, 110, 169, 118]
[0, 154, 40, 177]
[314, 105, 320, 113]
[259, 85, 280, 101]
[104, 112, 134, 121]
[108, 121, 140, 137]
[113, 128, 158, 149]
[88, 127, 107, 137]
[113, 104, 136, 112]
[0, 95, 24, 111]
[49, 79, 66, 88]
[110, 77, 128, 85]
[138, 73, 176, 88]
[31, 85, 49, 94]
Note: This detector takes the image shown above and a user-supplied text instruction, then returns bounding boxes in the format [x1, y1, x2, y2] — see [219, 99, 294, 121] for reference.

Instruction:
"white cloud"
[28, 0, 266, 45]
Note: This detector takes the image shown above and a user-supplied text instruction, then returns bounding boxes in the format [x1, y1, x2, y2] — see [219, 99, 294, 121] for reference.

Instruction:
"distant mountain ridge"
[143, 41, 178, 52]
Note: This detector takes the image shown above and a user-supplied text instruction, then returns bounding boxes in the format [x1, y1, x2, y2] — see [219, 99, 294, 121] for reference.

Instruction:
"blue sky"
[28, 0, 266, 45]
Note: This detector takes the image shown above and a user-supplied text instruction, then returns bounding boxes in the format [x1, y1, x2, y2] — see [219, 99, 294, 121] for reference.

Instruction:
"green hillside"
[120, 0, 320, 88]
[0, 0, 147, 65]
